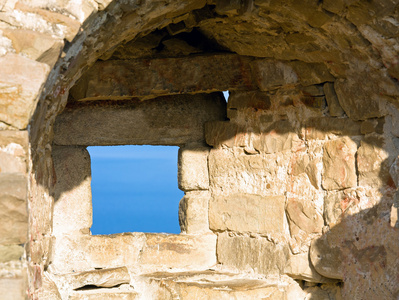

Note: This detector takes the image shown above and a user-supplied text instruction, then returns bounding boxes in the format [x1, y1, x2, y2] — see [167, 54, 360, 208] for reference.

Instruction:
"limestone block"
[208, 148, 290, 197]
[69, 290, 138, 300]
[0, 174, 27, 244]
[0, 130, 28, 174]
[0, 278, 26, 300]
[205, 121, 239, 148]
[153, 281, 286, 300]
[0, 53, 49, 129]
[60, 267, 130, 290]
[252, 121, 299, 154]
[322, 137, 357, 190]
[178, 145, 210, 191]
[36, 271, 62, 300]
[52, 146, 92, 235]
[289, 61, 335, 86]
[51, 233, 146, 273]
[179, 191, 210, 234]
[139, 233, 217, 272]
[70, 54, 257, 100]
[361, 118, 384, 135]
[217, 232, 289, 276]
[52, 233, 217, 273]
[2, 29, 63, 67]
[209, 193, 285, 235]
[323, 82, 345, 117]
[304, 117, 361, 140]
[284, 252, 337, 283]
[310, 231, 345, 280]
[54, 94, 226, 146]
[335, 77, 389, 121]
[357, 135, 390, 189]
[0, 244, 24, 263]
[286, 198, 324, 235]
[250, 60, 298, 90]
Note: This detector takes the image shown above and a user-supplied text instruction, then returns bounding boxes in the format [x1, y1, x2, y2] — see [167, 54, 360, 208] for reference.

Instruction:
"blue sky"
[88, 145, 183, 235]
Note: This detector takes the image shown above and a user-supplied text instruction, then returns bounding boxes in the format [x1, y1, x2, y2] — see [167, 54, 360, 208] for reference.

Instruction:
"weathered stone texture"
[0, 53, 49, 129]
[0, 277, 26, 300]
[52, 233, 217, 273]
[217, 232, 289, 276]
[0, 174, 27, 245]
[322, 137, 358, 190]
[52, 146, 92, 235]
[54, 94, 226, 146]
[178, 145, 210, 191]
[209, 194, 285, 235]
[179, 191, 210, 234]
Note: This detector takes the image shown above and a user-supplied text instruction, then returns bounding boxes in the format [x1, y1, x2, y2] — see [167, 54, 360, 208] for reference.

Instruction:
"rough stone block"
[322, 137, 357, 190]
[324, 190, 359, 226]
[2, 29, 63, 67]
[179, 191, 210, 234]
[286, 198, 324, 235]
[209, 193, 285, 235]
[139, 233, 217, 272]
[335, 77, 389, 121]
[0, 130, 28, 174]
[217, 232, 289, 276]
[52, 233, 217, 273]
[54, 94, 226, 146]
[0, 244, 24, 263]
[0, 53, 49, 129]
[252, 120, 299, 154]
[304, 117, 361, 140]
[0, 278, 26, 300]
[323, 82, 345, 117]
[52, 146, 92, 235]
[205, 121, 238, 148]
[59, 267, 130, 290]
[0, 174, 27, 244]
[70, 54, 257, 100]
[284, 252, 337, 283]
[178, 145, 210, 191]
[250, 60, 298, 91]
[357, 135, 390, 188]
[208, 148, 290, 197]
[69, 290, 138, 300]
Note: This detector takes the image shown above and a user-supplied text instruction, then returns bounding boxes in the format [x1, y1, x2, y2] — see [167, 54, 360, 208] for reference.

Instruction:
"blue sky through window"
[88, 145, 183, 235]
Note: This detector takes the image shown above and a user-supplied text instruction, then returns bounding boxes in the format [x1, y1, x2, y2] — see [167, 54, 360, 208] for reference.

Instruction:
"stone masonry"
[1, 0, 399, 299]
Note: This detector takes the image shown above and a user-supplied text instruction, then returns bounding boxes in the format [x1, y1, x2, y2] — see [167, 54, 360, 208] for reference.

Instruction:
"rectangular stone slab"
[53, 93, 226, 146]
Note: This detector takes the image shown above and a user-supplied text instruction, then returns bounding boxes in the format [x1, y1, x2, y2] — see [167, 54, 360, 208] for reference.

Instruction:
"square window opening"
[88, 145, 183, 235]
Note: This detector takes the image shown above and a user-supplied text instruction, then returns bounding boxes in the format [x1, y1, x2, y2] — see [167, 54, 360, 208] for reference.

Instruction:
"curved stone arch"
[0, 0, 399, 299]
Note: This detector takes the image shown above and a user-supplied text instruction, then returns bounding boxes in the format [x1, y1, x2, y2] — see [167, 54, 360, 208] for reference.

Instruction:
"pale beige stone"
[309, 236, 343, 280]
[209, 193, 285, 235]
[0, 244, 24, 263]
[284, 252, 337, 283]
[322, 137, 357, 190]
[217, 232, 289, 276]
[0, 174, 27, 244]
[286, 198, 324, 235]
[0, 53, 49, 129]
[54, 94, 226, 146]
[60, 267, 130, 290]
[52, 233, 217, 273]
[69, 289, 138, 300]
[178, 145, 210, 191]
[52, 146, 92, 235]
[139, 233, 217, 272]
[179, 190, 210, 234]
[357, 135, 389, 188]
[0, 277, 26, 300]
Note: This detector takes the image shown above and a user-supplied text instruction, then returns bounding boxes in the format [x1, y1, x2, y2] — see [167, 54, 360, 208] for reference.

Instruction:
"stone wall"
[0, 0, 399, 299]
